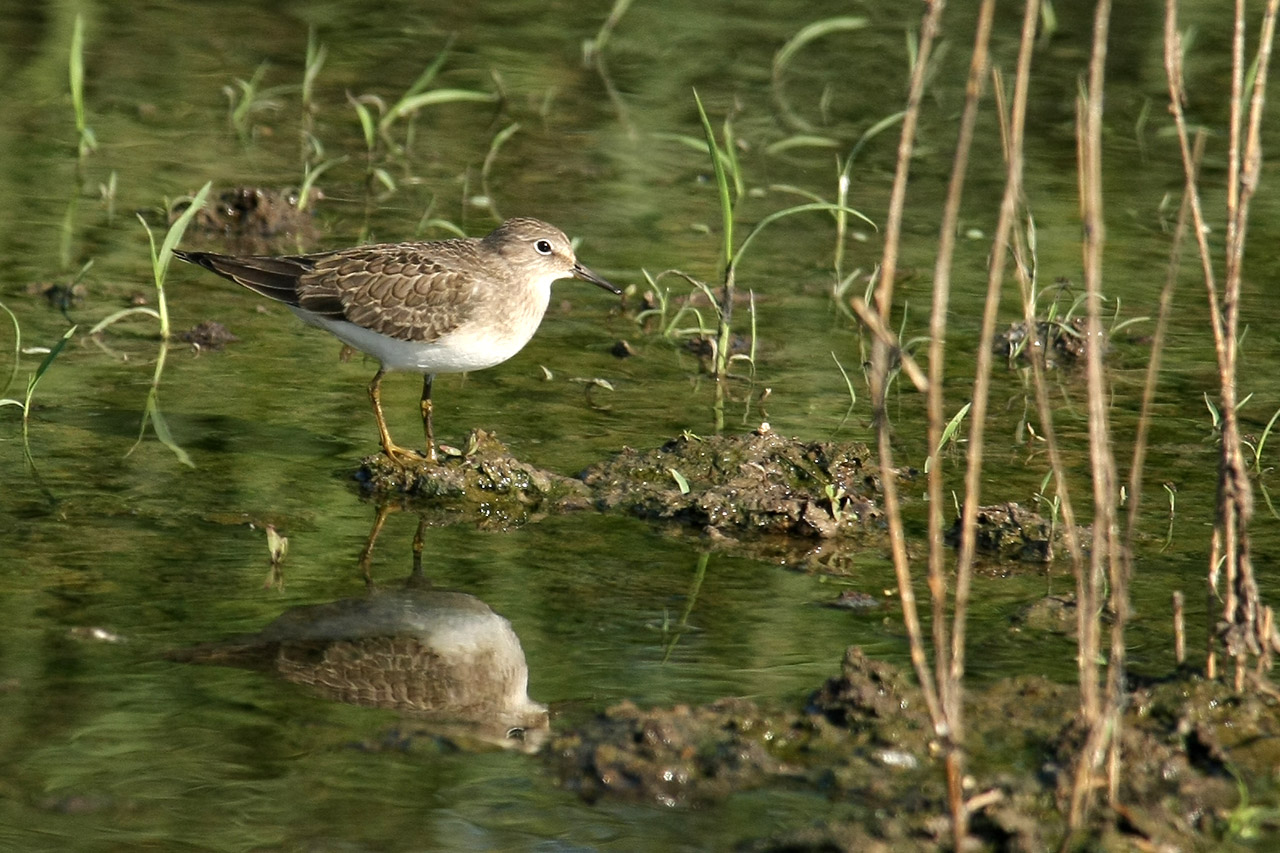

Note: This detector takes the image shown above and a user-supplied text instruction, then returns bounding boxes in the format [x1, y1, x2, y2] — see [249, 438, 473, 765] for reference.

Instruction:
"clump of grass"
[225, 62, 292, 145]
[688, 90, 872, 431]
[90, 182, 212, 467]
[348, 38, 497, 201]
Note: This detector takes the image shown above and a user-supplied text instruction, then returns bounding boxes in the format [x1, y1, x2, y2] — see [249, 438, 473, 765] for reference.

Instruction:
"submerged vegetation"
[4, 1, 1280, 850]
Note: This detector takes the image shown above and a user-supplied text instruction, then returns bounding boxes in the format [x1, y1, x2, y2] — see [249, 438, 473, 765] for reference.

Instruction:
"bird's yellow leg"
[368, 368, 426, 466]
[419, 374, 438, 463]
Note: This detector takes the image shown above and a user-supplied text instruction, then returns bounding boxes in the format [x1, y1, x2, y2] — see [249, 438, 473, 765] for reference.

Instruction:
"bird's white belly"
[292, 309, 541, 374]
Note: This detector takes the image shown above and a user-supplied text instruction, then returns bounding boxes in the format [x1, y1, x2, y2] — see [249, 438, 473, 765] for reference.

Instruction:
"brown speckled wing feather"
[297, 242, 485, 343]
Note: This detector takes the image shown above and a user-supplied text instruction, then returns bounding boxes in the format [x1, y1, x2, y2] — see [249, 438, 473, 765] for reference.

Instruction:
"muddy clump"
[355, 429, 591, 525]
[549, 698, 795, 806]
[994, 314, 1106, 367]
[26, 279, 87, 310]
[172, 186, 321, 253]
[807, 646, 932, 753]
[549, 647, 939, 810]
[178, 320, 238, 350]
[946, 502, 1071, 565]
[579, 426, 882, 540]
[550, 644, 1280, 849]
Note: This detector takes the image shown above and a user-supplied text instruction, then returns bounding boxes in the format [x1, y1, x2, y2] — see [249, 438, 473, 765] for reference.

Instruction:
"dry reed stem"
[920, 0, 997, 837]
[1174, 591, 1186, 665]
[950, 0, 1038, 702]
[867, 0, 947, 742]
[1165, 0, 1280, 687]
[1067, 0, 1125, 829]
[1163, 0, 1227, 680]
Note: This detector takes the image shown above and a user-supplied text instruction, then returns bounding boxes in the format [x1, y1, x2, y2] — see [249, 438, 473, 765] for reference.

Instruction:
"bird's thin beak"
[573, 263, 622, 295]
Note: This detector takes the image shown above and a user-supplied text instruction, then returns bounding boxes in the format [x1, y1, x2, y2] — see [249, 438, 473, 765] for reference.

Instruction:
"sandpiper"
[174, 217, 620, 464]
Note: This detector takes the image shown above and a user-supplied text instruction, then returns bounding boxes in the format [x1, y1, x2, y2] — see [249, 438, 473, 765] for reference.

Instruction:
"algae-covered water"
[3, 1, 1280, 849]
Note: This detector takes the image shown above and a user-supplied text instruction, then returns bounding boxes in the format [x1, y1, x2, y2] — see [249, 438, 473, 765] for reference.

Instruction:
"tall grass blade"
[693, 90, 734, 268]
[70, 13, 95, 159]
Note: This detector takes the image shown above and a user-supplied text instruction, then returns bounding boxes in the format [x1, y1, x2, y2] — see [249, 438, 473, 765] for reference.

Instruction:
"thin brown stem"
[867, 0, 947, 758]
[1069, 0, 1119, 829]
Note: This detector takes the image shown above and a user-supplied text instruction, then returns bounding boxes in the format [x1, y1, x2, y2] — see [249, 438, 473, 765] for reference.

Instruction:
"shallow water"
[3, 0, 1280, 848]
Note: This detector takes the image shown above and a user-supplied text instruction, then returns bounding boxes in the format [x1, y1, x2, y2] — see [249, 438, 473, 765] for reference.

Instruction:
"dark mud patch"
[994, 314, 1105, 367]
[355, 429, 1078, 573]
[177, 320, 238, 351]
[549, 647, 1279, 850]
[578, 426, 886, 567]
[946, 501, 1082, 569]
[354, 429, 591, 526]
[172, 186, 321, 253]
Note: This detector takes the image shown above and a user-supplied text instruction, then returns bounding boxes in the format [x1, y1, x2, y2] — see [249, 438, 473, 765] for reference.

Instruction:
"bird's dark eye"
[534, 239, 553, 255]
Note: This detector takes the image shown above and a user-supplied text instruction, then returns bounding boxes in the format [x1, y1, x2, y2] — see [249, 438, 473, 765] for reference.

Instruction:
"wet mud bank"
[356, 426, 1072, 573]
[548, 647, 1279, 851]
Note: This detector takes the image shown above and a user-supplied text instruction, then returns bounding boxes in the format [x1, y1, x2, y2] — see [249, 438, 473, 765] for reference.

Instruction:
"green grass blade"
[731, 201, 874, 269]
[693, 90, 733, 269]
[402, 35, 457, 99]
[350, 96, 377, 150]
[30, 325, 77, 389]
[157, 181, 212, 286]
[774, 17, 870, 78]
[19, 325, 77, 452]
[385, 89, 497, 125]
[0, 300, 20, 398]
[89, 306, 162, 336]
[146, 394, 194, 468]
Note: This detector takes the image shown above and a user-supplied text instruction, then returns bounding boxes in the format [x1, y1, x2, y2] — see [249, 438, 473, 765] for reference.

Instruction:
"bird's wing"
[297, 243, 484, 343]
[173, 250, 314, 307]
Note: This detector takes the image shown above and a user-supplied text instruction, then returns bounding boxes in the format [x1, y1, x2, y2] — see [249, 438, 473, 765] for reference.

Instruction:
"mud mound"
[579, 426, 882, 539]
[355, 429, 591, 524]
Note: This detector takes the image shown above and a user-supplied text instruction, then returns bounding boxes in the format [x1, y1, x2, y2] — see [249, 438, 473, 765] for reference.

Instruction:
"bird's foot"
[381, 442, 437, 467]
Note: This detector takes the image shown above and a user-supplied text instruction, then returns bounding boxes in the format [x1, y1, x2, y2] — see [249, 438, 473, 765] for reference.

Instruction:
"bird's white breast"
[288, 276, 554, 374]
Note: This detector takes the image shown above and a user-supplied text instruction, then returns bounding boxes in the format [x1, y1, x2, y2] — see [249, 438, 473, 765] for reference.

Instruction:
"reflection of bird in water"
[170, 589, 548, 750]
